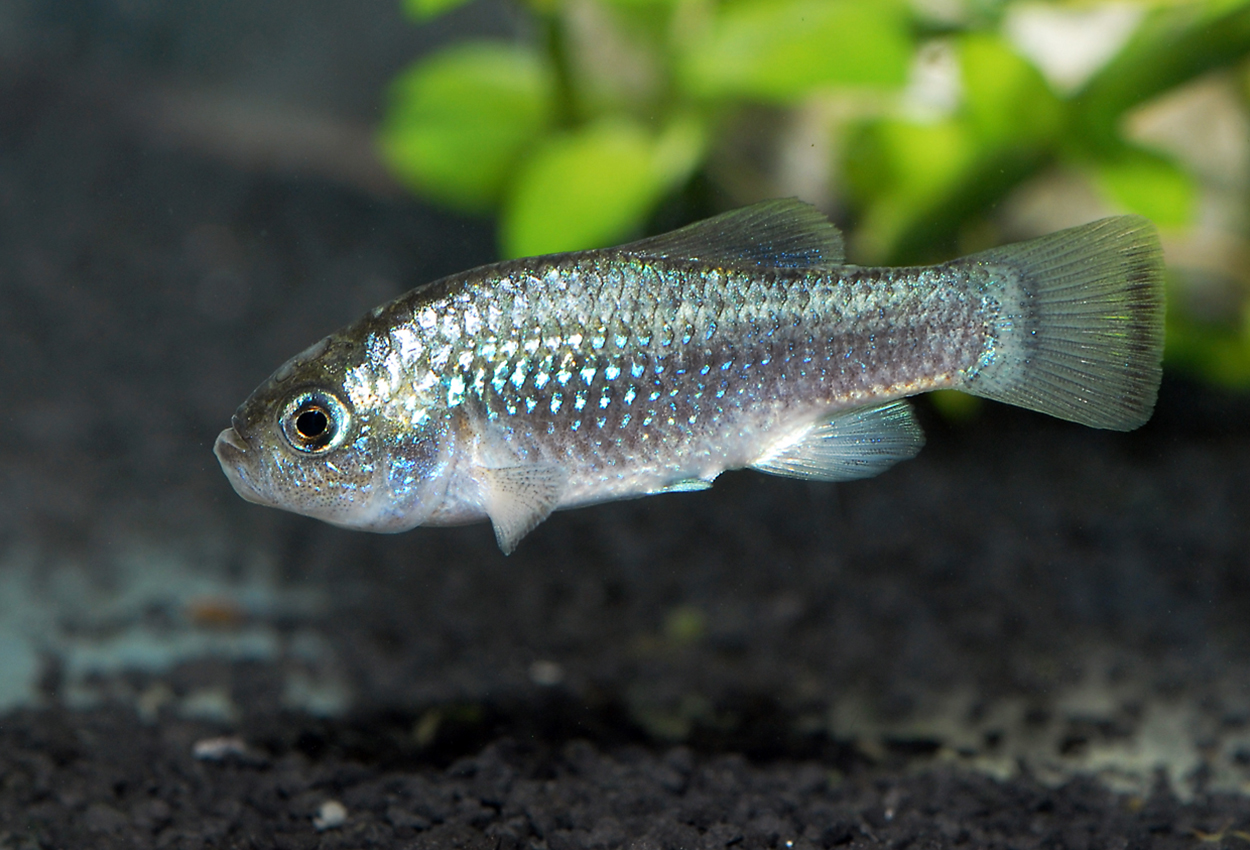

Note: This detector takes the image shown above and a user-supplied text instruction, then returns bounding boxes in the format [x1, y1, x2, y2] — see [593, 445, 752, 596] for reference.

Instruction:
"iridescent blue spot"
[492, 361, 510, 393]
[596, 416, 606, 429]
[700, 364, 710, 376]
[525, 397, 537, 413]
[574, 393, 586, 411]
[631, 362, 645, 378]
[623, 387, 636, 405]
[621, 413, 631, 427]
[614, 334, 628, 348]
[580, 366, 596, 385]
[604, 365, 620, 381]
[599, 394, 610, 409]
[447, 375, 466, 406]
[535, 372, 550, 390]
[571, 419, 581, 431]
[511, 361, 528, 388]
[551, 394, 563, 414]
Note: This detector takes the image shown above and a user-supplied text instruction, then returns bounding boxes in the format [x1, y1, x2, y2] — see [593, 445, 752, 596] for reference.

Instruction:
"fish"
[214, 199, 1165, 553]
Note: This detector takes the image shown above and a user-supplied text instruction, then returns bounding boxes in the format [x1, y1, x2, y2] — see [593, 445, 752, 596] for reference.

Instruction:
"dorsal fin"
[617, 199, 844, 269]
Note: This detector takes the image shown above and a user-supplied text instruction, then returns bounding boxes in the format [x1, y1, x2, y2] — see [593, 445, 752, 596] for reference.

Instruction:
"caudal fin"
[958, 216, 1165, 431]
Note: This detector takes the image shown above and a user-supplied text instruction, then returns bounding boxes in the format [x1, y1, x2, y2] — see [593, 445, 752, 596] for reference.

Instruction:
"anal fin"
[653, 476, 716, 494]
[749, 401, 924, 482]
[478, 464, 568, 554]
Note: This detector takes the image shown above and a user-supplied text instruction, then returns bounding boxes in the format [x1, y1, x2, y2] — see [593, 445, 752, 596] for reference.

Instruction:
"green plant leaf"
[843, 33, 1066, 263]
[678, 0, 912, 102]
[600, 0, 680, 7]
[502, 117, 705, 258]
[401, 0, 474, 19]
[844, 118, 981, 261]
[378, 43, 554, 212]
[960, 33, 1062, 145]
[1093, 146, 1195, 226]
[928, 389, 982, 422]
[860, 119, 977, 202]
[1165, 311, 1250, 388]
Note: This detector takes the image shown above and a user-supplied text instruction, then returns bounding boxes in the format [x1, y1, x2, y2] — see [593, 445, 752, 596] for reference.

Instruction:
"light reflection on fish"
[214, 200, 1164, 553]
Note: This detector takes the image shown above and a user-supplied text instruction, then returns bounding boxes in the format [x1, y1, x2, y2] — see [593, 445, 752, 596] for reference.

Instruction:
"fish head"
[214, 334, 455, 532]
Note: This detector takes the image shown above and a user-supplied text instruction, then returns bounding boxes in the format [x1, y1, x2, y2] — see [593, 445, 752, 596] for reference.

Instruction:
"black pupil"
[295, 408, 330, 440]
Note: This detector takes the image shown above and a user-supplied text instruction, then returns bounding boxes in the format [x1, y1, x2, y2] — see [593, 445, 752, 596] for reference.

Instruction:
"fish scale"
[215, 199, 1164, 553]
[349, 255, 981, 512]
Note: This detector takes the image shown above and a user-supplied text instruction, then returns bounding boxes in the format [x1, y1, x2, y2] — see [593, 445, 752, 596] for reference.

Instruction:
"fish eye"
[280, 390, 352, 454]
[296, 408, 328, 439]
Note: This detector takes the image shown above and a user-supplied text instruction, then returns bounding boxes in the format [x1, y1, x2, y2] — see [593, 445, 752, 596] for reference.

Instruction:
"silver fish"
[215, 200, 1164, 552]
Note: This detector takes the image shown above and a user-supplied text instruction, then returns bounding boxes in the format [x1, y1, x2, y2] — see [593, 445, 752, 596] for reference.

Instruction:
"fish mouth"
[214, 427, 274, 507]
[215, 426, 250, 455]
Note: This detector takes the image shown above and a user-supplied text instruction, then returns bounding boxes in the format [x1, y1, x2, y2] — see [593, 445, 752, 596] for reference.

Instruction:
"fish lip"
[216, 426, 249, 455]
[214, 427, 274, 507]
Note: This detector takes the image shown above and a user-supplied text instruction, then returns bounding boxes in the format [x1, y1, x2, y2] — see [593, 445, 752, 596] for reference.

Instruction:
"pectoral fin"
[750, 401, 924, 482]
[478, 464, 568, 554]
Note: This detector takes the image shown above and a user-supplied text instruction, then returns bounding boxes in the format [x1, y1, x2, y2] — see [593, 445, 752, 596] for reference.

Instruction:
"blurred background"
[375, 0, 1250, 395]
[3, 0, 1250, 829]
